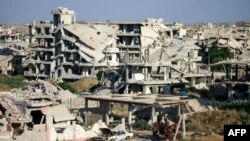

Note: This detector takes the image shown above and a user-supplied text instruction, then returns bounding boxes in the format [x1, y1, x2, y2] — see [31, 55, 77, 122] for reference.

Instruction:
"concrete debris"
[1, 6, 250, 141]
[23, 7, 212, 96]
[186, 99, 215, 112]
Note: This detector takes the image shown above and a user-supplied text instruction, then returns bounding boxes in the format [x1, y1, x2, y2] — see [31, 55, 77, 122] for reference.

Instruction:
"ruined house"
[24, 7, 211, 95]
[0, 25, 30, 75]
[0, 26, 21, 43]
[25, 21, 55, 78]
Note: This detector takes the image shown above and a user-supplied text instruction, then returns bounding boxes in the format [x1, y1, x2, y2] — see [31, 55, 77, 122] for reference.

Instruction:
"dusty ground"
[128, 131, 223, 141]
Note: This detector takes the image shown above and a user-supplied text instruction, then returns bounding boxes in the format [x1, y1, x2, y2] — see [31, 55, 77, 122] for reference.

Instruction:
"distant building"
[236, 21, 250, 27]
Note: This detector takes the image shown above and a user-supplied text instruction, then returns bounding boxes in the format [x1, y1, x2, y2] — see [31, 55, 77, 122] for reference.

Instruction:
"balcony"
[117, 44, 141, 49]
[34, 33, 54, 39]
[24, 71, 50, 78]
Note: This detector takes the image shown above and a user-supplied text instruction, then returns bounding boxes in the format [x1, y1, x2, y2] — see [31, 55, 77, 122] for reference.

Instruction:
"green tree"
[208, 44, 232, 71]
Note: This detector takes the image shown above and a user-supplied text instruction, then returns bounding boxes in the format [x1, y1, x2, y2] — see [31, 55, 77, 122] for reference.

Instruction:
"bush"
[208, 44, 232, 71]
[212, 100, 250, 113]
[96, 71, 103, 81]
[58, 82, 77, 93]
[238, 110, 250, 124]
[186, 123, 200, 131]
[132, 119, 151, 130]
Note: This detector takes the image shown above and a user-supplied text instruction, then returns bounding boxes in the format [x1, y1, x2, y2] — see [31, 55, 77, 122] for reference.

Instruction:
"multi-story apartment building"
[25, 7, 211, 95]
[25, 21, 55, 78]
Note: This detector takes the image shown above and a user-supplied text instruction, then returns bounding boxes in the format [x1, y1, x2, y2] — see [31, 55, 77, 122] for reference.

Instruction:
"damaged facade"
[0, 25, 29, 74]
[0, 79, 112, 141]
[25, 7, 211, 95]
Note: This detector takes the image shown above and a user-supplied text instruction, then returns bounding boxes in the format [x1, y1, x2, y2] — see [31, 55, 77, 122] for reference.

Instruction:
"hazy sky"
[1, 0, 250, 24]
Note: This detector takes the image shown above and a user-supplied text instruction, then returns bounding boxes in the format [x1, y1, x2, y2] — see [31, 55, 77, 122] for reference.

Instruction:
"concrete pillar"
[121, 118, 126, 129]
[40, 115, 45, 124]
[178, 104, 181, 117]
[144, 67, 148, 80]
[164, 67, 168, 81]
[226, 84, 232, 101]
[169, 67, 172, 79]
[190, 78, 196, 87]
[151, 106, 157, 125]
[235, 64, 238, 80]
[124, 66, 129, 94]
[85, 99, 88, 111]
[173, 115, 183, 141]
[84, 99, 89, 125]
[226, 64, 231, 80]
[128, 104, 133, 131]
[46, 115, 53, 141]
[230, 64, 232, 80]
[124, 85, 129, 94]
[182, 114, 186, 139]
[73, 121, 76, 141]
[101, 101, 109, 125]
[142, 85, 151, 94]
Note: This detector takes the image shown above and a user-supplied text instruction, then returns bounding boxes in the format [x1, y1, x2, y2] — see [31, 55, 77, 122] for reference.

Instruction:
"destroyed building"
[189, 22, 250, 60]
[0, 79, 123, 141]
[24, 21, 55, 78]
[0, 26, 21, 43]
[0, 25, 30, 74]
[24, 7, 211, 95]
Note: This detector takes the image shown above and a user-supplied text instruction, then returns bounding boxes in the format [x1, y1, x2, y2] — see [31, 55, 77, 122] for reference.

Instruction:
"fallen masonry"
[1, 6, 250, 141]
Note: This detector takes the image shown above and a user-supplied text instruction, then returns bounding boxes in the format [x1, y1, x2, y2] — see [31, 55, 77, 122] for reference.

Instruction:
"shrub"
[208, 44, 232, 71]
[58, 82, 77, 93]
[132, 119, 151, 130]
[96, 71, 103, 81]
[212, 100, 250, 113]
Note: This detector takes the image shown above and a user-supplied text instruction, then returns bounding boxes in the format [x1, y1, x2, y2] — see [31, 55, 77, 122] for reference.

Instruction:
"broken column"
[124, 65, 129, 94]
[226, 64, 231, 80]
[182, 114, 186, 139]
[142, 85, 151, 94]
[170, 29, 173, 40]
[84, 99, 89, 125]
[151, 106, 157, 125]
[164, 66, 170, 81]
[46, 115, 53, 141]
[128, 104, 133, 131]
[100, 101, 109, 125]
[190, 78, 196, 87]
[226, 84, 233, 101]
[144, 67, 148, 80]
[235, 64, 238, 80]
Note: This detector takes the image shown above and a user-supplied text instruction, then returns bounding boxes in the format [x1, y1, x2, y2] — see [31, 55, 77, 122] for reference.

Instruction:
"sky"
[0, 0, 250, 24]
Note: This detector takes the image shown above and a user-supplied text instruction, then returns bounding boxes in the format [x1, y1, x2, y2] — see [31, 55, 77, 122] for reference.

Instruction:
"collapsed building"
[25, 7, 211, 95]
[0, 25, 30, 74]
[0, 79, 114, 141]
[189, 22, 250, 59]
[0, 26, 21, 43]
